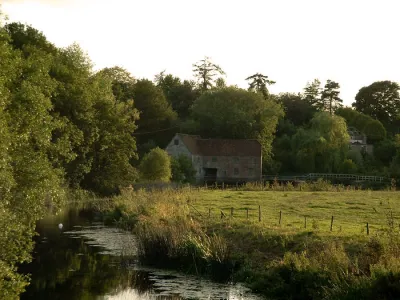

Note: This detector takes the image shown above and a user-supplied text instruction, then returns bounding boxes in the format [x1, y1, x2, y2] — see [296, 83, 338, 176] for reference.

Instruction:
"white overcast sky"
[1, 0, 400, 106]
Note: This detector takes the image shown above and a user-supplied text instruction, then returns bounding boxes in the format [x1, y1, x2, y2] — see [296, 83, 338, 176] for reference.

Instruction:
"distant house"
[348, 126, 373, 154]
[165, 133, 262, 183]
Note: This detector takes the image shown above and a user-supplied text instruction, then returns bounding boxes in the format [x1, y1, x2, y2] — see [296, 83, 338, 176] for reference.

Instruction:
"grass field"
[92, 187, 400, 299]
[189, 190, 399, 236]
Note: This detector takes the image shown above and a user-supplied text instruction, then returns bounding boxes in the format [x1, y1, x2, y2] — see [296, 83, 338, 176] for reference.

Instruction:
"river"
[19, 208, 264, 300]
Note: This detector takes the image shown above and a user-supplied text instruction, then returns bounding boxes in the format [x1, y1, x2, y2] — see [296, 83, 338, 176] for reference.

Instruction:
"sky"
[1, 0, 400, 106]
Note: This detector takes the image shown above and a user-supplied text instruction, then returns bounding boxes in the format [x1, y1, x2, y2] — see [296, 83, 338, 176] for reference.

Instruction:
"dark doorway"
[204, 168, 217, 183]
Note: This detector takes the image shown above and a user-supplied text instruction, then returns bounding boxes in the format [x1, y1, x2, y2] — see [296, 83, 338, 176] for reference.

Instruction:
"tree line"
[0, 22, 399, 199]
[1, 19, 400, 297]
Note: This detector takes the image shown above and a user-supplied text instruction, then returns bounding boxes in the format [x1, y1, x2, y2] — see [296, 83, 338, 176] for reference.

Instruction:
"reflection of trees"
[19, 216, 153, 300]
[17, 210, 200, 300]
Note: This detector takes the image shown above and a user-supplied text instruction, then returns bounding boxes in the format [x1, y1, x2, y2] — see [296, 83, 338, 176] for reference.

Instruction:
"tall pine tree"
[321, 80, 343, 114]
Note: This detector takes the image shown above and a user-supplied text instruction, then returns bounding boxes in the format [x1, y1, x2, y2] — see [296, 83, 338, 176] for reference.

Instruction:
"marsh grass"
[88, 185, 400, 299]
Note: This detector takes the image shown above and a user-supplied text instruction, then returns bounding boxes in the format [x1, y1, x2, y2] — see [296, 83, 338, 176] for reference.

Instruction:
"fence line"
[190, 205, 399, 236]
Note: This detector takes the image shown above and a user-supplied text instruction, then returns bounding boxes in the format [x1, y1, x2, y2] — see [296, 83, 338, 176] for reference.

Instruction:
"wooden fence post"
[366, 222, 369, 235]
[221, 211, 224, 219]
[279, 210, 282, 225]
[208, 208, 211, 218]
[304, 216, 307, 229]
[222, 182, 225, 190]
[330, 216, 334, 231]
[258, 205, 261, 222]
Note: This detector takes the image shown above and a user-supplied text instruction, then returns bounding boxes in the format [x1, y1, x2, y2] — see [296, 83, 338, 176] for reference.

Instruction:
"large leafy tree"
[192, 56, 225, 91]
[49, 44, 140, 194]
[133, 79, 178, 153]
[133, 79, 177, 132]
[321, 80, 343, 114]
[5, 22, 57, 56]
[278, 93, 316, 126]
[352, 81, 400, 132]
[246, 73, 276, 100]
[0, 22, 67, 297]
[98, 66, 136, 102]
[291, 112, 349, 173]
[79, 72, 139, 195]
[155, 72, 200, 120]
[189, 87, 284, 163]
[336, 107, 386, 143]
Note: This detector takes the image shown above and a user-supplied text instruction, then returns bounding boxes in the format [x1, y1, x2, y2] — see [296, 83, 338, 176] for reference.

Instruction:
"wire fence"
[188, 204, 399, 236]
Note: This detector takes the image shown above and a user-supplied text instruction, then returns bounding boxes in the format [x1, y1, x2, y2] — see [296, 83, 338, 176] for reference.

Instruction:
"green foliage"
[245, 73, 276, 100]
[353, 81, 400, 133]
[374, 139, 397, 165]
[98, 66, 136, 102]
[139, 147, 172, 182]
[304, 79, 343, 114]
[388, 135, 400, 179]
[347, 150, 364, 171]
[5, 22, 57, 56]
[303, 79, 322, 108]
[190, 87, 284, 161]
[133, 79, 178, 153]
[272, 134, 293, 172]
[171, 155, 196, 184]
[336, 107, 386, 142]
[0, 21, 144, 297]
[278, 93, 316, 126]
[341, 159, 358, 174]
[291, 113, 349, 173]
[321, 80, 343, 114]
[155, 72, 200, 120]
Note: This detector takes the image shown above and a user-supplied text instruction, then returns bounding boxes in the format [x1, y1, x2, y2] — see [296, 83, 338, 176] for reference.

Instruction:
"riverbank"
[84, 185, 400, 299]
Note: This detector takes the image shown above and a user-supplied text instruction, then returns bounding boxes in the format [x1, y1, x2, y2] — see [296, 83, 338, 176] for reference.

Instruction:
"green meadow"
[189, 189, 399, 236]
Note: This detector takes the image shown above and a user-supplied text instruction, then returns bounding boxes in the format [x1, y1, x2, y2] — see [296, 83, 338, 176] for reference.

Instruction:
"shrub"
[139, 147, 171, 182]
[171, 154, 196, 184]
[341, 159, 358, 174]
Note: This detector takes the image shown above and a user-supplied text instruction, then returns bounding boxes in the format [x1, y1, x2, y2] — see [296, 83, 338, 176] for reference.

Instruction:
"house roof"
[176, 133, 262, 157]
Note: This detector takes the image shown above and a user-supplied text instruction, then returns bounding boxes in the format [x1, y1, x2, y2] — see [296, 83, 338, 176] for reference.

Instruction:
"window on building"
[174, 139, 179, 145]
[212, 157, 217, 162]
[234, 168, 239, 175]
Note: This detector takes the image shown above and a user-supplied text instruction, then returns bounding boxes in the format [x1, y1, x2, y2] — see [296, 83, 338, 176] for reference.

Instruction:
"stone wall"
[202, 155, 262, 181]
[165, 135, 192, 158]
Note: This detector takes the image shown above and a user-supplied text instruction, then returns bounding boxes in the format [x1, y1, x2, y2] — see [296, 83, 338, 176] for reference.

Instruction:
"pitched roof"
[176, 133, 261, 157]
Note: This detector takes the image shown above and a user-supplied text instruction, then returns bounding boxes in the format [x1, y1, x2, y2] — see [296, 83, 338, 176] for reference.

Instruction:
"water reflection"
[20, 209, 263, 300]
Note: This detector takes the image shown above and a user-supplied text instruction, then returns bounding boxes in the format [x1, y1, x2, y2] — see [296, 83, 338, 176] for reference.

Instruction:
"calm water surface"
[19, 209, 264, 300]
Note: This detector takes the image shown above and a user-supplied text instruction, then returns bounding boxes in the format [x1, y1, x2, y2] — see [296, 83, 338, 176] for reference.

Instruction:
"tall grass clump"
[106, 187, 234, 281]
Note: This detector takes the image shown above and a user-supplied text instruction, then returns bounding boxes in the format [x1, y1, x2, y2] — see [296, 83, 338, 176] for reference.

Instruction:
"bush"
[139, 147, 171, 182]
[171, 154, 196, 184]
[341, 159, 358, 174]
